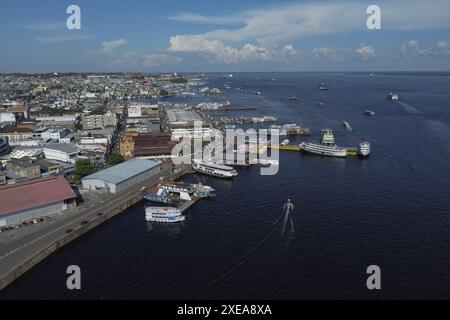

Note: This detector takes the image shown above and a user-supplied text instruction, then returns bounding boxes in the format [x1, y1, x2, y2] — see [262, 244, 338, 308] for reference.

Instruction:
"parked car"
[65, 229, 74, 234]
[96, 212, 104, 217]
[80, 220, 89, 225]
[33, 219, 38, 224]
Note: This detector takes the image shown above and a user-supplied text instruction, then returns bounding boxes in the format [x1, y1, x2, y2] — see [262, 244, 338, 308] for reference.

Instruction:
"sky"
[0, 0, 449, 73]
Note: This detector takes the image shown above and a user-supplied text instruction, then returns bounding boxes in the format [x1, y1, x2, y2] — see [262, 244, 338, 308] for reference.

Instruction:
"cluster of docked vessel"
[144, 181, 215, 223]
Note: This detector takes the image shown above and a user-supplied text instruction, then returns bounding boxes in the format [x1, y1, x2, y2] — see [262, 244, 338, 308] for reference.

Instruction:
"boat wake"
[397, 101, 421, 114]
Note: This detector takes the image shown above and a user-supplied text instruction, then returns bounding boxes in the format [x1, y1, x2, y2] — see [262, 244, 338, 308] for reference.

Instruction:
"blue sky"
[0, 0, 449, 73]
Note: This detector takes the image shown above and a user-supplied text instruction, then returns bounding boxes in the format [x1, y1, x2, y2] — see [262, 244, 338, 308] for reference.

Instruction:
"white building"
[41, 128, 70, 142]
[0, 111, 16, 123]
[81, 159, 162, 193]
[43, 143, 79, 164]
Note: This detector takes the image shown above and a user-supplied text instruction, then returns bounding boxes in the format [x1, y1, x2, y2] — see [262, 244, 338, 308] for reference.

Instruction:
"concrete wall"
[0, 202, 66, 226]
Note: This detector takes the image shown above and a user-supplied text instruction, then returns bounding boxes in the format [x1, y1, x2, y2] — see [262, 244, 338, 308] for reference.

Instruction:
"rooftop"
[44, 142, 78, 154]
[82, 159, 161, 184]
[166, 109, 202, 123]
[0, 176, 77, 217]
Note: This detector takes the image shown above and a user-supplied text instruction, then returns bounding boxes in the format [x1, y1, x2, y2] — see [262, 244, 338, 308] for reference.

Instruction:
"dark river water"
[2, 72, 450, 299]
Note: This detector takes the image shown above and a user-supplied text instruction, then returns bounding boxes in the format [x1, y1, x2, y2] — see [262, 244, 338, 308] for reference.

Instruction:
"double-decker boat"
[358, 140, 371, 158]
[299, 129, 347, 157]
[145, 207, 185, 223]
[192, 160, 238, 178]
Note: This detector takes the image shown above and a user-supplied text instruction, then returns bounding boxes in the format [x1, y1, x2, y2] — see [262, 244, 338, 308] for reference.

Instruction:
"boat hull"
[300, 143, 347, 158]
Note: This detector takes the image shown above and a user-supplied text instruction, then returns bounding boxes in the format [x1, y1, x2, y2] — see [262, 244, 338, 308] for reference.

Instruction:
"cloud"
[401, 40, 450, 57]
[34, 34, 91, 43]
[356, 45, 376, 60]
[311, 47, 346, 62]
[113, 52, 182, 67]
[168, 0, 450, 47]
[98, 38, 127, 55]
[169, 35, 296, 63]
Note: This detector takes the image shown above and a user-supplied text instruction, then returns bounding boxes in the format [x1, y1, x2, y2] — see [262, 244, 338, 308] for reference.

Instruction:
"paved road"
[0, 166, 173, 287]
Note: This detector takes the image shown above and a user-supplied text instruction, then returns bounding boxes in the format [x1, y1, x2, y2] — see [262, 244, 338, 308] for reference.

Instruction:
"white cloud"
[165, 0, 450, 64]
[401, 40, 450, 57]
[99, 38, 127, 55]
[312, 47, 345, 62]
[356, 45, 376, 60]
[169, 35, 296, 64]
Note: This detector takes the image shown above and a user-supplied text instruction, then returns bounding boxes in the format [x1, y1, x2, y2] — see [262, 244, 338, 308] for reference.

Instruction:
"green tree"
[106, 154, 124, 167]
[73, 159, 94, 184]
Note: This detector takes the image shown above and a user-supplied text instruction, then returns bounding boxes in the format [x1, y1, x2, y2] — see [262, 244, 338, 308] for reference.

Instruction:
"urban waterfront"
[2, 72, 450, 299]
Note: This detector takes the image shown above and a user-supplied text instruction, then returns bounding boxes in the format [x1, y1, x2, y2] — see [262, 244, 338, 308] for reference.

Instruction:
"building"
[82, 111, 117, 129]
[0, 176, 77, 227]
[0, 127, 34, 145]
[40, 128, 70, 142]
[82, 159, 161, 193]
[0, 137, 9, 156]
[0, 110, 16, 123]
[34, 114, 78, 123]
[6, 158, 41, 179]
[133, 133, 176, 158]
[43, 142, 79, 164]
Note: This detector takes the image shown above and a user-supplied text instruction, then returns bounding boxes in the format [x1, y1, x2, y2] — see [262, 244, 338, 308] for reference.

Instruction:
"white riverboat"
[358, 140, 371, 158]
[145, 207, 185, 223]
[192, 160, 238, 178]
[299, 129, 347, 157]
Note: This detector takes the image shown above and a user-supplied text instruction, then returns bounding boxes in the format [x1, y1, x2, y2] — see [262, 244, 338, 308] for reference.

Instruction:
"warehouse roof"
[0, 176, 77, 217]
[44, 142, 79, 154]
[166, 109, 202, 122]
[82, 159, 161, 184]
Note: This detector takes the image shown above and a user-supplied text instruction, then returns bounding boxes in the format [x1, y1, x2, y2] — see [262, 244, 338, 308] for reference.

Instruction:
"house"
[6, 158, 41, 179]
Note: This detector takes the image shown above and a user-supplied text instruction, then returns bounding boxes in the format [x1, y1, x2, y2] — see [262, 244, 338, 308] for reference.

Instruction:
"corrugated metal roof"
[0, 176, 76, 217]
[82, 159, 161, 184]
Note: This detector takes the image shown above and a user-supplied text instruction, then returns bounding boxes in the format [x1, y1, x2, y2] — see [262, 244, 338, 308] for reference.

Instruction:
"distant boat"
[387, 92, 399, 101]
[343, 121, 352, 133]
[358, 140, 371, 158]
[256, 91, 261, 95]
[318, 101, 325, 106]
[281, 139, 290, 146]
[319, 83, 328, 91]
[364, 110, 375, 116]
[290, 96, 299, 101]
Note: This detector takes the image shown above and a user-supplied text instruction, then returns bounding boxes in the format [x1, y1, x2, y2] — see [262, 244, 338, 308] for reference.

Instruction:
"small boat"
[364, 110, 375, 116]
[256, 91, 261, 95]
[318, 101, 325, 107]
[387, 92, 399, 101]
[358, 140, 371, 158]
[343, 121, 352, 133]
[290, 96, 299, 101]
[319, 83, 328, 91]
[145, 206, 185, 223]
[258, 159, 279, 167]
[281, 139, 290, 146]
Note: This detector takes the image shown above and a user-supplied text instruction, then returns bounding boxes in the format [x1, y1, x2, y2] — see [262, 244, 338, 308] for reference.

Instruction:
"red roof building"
[0, 176, 77, 225]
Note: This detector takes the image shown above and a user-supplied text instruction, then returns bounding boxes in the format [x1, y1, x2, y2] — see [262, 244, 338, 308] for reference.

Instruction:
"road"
[0, 165, 173, 290]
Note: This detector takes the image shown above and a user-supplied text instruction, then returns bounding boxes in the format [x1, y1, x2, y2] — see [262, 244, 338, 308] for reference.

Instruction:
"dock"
[177, 197, 200, 213]
[346, 148, 358, 156]
[269, 145, 302, 151]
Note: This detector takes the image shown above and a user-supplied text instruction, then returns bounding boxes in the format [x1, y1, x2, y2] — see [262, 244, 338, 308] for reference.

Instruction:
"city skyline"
[1, 0, 450, 73]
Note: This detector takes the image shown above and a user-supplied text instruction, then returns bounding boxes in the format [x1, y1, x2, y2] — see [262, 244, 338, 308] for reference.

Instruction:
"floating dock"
[346, 148, 358, 156]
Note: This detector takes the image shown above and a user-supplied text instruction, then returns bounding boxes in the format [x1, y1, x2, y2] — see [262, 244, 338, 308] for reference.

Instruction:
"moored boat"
[299, 129, 347, 157]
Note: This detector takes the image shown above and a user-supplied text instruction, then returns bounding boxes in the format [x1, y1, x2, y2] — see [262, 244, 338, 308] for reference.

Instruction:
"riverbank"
[0, 165, 189, 291]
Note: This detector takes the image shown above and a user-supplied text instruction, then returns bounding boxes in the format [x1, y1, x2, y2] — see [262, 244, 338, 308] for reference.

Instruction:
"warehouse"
[81, 159, 161, 193]
[0, 176, 77, 227]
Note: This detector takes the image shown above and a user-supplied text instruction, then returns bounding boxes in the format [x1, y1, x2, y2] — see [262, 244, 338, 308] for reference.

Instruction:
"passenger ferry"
[358, 140, 371, 158]
[299, 129, 347, 157]
[145, 207, 185, 223]
[192, 160, 238, 178]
